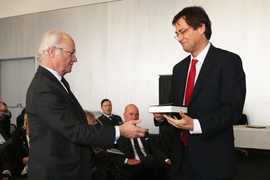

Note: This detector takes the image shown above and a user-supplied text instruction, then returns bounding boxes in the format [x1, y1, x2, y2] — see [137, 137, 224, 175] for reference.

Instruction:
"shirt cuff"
[190, 119, 202, 134]
[114, 126, 120, 143]
[124, 158, 128, 164]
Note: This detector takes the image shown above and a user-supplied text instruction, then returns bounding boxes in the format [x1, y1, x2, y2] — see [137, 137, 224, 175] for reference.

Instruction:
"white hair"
[37, 30, 71, 62]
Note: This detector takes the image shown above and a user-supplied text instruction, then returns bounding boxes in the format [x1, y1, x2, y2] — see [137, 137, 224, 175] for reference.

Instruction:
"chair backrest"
[10, 124, 17, 137]
[235, 114, 248, 125]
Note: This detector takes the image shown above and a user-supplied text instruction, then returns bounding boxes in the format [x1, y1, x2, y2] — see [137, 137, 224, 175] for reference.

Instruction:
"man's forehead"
[176, 17, 187, 27]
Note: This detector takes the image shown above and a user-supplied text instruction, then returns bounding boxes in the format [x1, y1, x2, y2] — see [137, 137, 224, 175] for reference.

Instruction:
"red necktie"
[182, 59, 198, 146]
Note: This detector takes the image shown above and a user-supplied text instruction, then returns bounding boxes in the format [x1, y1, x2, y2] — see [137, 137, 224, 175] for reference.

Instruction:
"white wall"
[0, 0, 120, 18]
[0, 0, 269, 133]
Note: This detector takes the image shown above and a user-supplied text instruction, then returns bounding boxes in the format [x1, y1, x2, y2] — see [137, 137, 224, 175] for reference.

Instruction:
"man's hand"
[92, 147, 106, 154]
[165, 159, 171, 165]
[127, 159, 140, 165]
[163, 111, 194, 131]
[119, 120, 148, 139]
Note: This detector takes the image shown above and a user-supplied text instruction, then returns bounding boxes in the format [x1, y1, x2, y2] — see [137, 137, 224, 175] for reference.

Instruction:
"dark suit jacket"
[96, 114, 123, 126]
[16, 108, 26, 129]
[0, 125, 9, 142]
[26, 66, 116, 180]
[11, 127, 29, 176]
[169, 44, 246, 179]
[0, 111, 11, 139]
[108, 132, 168, 166]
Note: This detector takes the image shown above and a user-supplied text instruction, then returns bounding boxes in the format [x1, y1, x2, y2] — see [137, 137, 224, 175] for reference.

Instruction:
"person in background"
[0, 125, 9, 144]
[154, 6, 246, 180]
[96, 99, 123, 126]
[108, 104, 170, 180]
[26, 30, 148, 180]
[16, 108, 26, 129]
[11, 113, 29, 177]
[84, 110, 105, 180]
[0, 101, 12, 139]
[84, 110, 96, 125]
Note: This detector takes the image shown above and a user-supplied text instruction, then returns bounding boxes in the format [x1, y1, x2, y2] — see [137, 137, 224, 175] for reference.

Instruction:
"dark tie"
[61, 77, 76, 100]
[182, 59, 198, 146]
[133, 138, 145, 160]
[109, 115, 113, 121]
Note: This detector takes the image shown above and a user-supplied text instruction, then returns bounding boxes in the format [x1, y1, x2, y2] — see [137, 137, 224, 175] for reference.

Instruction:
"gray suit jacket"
[26, 66, 116, 180]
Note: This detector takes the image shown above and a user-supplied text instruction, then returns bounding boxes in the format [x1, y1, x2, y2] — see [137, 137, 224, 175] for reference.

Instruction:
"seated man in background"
[11, 113, 29, 177]
[16, 108, 26, 129]
[0, 132, 13, 180]
[84, 110, 96, 125]
[107, 104, 171, 180]
[84, 110, 105, 180]
[0, 101, 12, 139]
[0, 125, 9, 145]
[96, 99, 123, 126]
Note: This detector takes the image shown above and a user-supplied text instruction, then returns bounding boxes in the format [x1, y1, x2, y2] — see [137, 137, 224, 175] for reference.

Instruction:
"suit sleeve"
[196, 52, 246, 138]
[29, 78, 116, 148]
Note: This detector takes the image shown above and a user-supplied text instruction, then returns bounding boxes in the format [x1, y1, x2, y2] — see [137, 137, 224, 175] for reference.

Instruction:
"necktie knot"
[191, 59, 198, 66]
[61, 77, 70, 90]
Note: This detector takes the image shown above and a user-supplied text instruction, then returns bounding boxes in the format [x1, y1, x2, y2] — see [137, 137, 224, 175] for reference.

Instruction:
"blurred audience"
[0, 101, 12, 139]
[16, 108, 25, 130]
[11, 114, 29, 177]
[96, 99, 123, 126]
[84, 110, 96, 125]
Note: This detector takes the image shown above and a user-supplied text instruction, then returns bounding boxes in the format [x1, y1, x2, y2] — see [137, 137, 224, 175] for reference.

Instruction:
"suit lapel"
[171, 57, 190, 105]
[191, 45, 216, 103]
[37, 66, 86, 123]
[38, 66, 79, 106]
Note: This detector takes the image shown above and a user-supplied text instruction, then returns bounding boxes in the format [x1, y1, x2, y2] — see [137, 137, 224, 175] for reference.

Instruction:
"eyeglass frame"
[174, 27, 191, 40]
[53, 46, 76, 56]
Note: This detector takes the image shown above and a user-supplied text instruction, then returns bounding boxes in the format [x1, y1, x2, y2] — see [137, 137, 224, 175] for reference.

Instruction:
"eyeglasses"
[174, 27, 191, 40]
[54, 46, 76, 56]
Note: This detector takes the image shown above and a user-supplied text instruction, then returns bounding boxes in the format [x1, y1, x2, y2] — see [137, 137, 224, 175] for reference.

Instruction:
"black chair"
[9, 124, 17, 138]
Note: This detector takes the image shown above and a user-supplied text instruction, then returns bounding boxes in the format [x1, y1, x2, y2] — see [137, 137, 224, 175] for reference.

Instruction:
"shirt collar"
[190, 42, 211, 63]
[103, 113, 112, 118]
[41, 65, 62, 81]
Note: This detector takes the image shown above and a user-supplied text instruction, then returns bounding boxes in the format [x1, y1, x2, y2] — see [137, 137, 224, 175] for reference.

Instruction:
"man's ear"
[199, 23, 206, 35]
[47, 47, 56, 58]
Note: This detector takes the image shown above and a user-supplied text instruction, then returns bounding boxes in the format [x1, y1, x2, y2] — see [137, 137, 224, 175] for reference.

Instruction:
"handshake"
[119, 119, 148, 139]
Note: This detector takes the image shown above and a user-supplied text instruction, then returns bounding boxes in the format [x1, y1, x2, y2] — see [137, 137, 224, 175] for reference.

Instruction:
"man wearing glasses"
[26, 30, 148, 180]
[154, 6, 246, 180]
